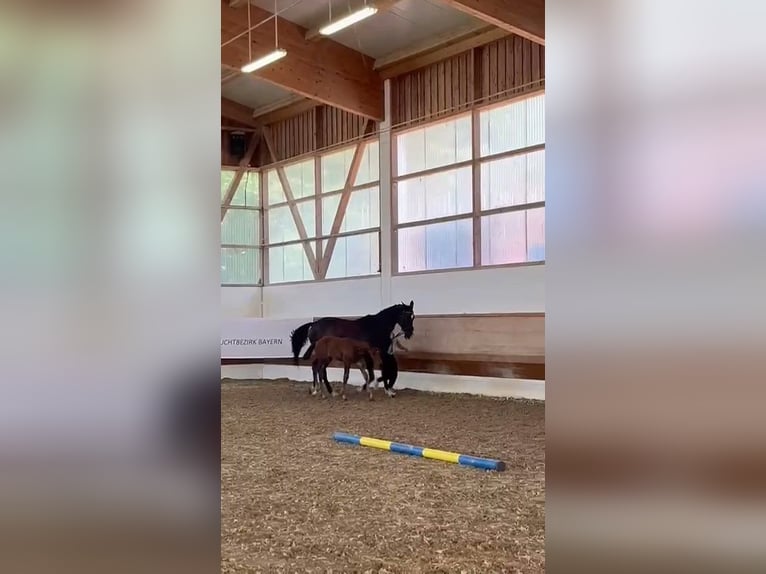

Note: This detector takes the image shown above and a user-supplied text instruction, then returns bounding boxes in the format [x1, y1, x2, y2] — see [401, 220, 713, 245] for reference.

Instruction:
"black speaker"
[229, 131, 246, 161]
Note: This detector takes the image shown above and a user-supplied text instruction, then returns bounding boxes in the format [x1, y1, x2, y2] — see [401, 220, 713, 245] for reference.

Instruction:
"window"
[393, 91, 545, 273]
[221, 169, 261, 285]
[478, 93, 545, 265]
[397, 114, 471, 176]
[263, 139, 381, 284]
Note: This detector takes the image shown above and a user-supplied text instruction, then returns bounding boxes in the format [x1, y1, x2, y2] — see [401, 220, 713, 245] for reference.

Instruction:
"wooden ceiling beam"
[221, 1, 383, 120]
[376, 26, 510, 79]
[437, 0, 544, 45]
[221, 97, 258, 127]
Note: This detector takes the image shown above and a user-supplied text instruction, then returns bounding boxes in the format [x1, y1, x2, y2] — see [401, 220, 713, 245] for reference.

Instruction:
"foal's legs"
[340, 364, 350, 400]
[362, 354, 376, 401]
[320, 360, 333, 397]
[310, 360, 320, 395]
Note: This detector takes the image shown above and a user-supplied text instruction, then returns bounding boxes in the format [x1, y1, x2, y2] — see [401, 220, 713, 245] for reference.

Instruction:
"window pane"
[397, 218, 473, 272]
[526, 207, 545, 262]
[323, 232, 379, 279]
[221, 208, 259, 246]
[321, 146, 353, 193]
[345, 186, 379, 233]
[481, 210, 526, 265]
[230, 171, 259, 207]
[268, 243, 314, 284]
[396, 115, 471, 176]
[267, 170, 284, 205]
[424, 116, 471, 169]
[321, 193, 340, 236]
[526, 94, 545, 148]
[398, 166, 472, 224]
[221, 170, 235, 204]
[268, 205, 298, 243]
[481, 208, 546, 265]
[480, 93, 545, 157]
[268, 201, 315, 242]
[356, 140, 379, 186]
[481, 150, 545, 210]
[298, 199, 316, 238]
[284, 159, 315, 199]
[221, 247, 260, 285]
[322, 187, 379, 235]
[397, 128, 425, 176]
[526, 149, 545, 203]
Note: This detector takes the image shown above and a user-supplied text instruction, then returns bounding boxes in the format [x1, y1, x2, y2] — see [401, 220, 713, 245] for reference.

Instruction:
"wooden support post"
[314, 123, 324, 268]
[262, 127, 319, 279]
[471, 46, 484, 267]
[471, 108, 482, 267]
[318, 120, 372, 278]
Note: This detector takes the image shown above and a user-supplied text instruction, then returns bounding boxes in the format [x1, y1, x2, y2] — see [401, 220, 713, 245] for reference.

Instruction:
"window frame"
[391, 89, 545, 276]
[221, 167, 264, 286]
[261, 136, 382, 286]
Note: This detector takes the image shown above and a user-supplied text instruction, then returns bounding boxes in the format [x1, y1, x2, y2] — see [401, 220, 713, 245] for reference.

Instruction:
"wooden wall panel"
[403, 314, 544, 359]
[221, 313, 545, 381]
[246, 104, 376, 167]
[482, 35, 544, 103]
[392, 33, 545, 126]
[392, 50, 473, 126]
[266, 109, 316, 163]
[319, 106, 370, 150]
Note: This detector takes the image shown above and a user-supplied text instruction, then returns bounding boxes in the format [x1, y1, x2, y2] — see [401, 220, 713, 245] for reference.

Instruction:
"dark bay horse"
[290, 301, 415, 397]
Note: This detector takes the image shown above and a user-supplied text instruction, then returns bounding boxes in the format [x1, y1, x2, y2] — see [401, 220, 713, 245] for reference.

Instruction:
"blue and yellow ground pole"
[333, 432, 506, 471]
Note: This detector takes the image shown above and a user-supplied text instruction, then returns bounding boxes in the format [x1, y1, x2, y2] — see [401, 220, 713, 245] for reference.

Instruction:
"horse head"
[396, 300, 415, 339]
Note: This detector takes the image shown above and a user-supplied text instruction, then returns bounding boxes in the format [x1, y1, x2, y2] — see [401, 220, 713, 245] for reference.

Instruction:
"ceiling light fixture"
[319, 5, 378, 36]
[241, 0, 287, 73]
[241, 49, 287, 73]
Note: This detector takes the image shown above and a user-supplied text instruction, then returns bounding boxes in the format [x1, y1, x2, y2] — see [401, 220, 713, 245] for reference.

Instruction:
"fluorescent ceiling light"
[319, 6, 378, 36]
[241, 48, 287, 73]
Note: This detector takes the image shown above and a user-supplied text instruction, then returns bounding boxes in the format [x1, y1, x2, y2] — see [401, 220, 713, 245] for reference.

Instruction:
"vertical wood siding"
[392, 34, 545, 127]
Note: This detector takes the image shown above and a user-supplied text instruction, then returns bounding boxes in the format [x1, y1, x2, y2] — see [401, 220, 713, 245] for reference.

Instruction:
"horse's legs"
[310, 361, 319, 395]
[341, 365, 350, 401]
[382, 353, 398, 398]
[358, 363, 369, 392]
[321, 361, 333, 397]
[363, 354, 375, 401]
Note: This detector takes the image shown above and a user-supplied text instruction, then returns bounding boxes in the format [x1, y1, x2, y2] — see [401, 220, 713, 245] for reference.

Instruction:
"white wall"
[221, 286, 262, 318]
[261, 276, 382, 318]
[391, 265, 544, 315]
[222, 264, 544, 319]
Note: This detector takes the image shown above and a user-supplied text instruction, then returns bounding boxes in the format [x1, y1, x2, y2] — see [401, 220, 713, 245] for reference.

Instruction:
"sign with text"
[221, 318, 312, 359]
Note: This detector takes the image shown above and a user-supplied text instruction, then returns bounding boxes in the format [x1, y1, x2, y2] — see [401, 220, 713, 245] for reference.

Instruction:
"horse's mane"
[356, 303, 407, 324]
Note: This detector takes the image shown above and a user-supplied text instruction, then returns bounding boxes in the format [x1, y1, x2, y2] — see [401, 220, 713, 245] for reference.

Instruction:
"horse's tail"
[290, 322, 313, 366]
